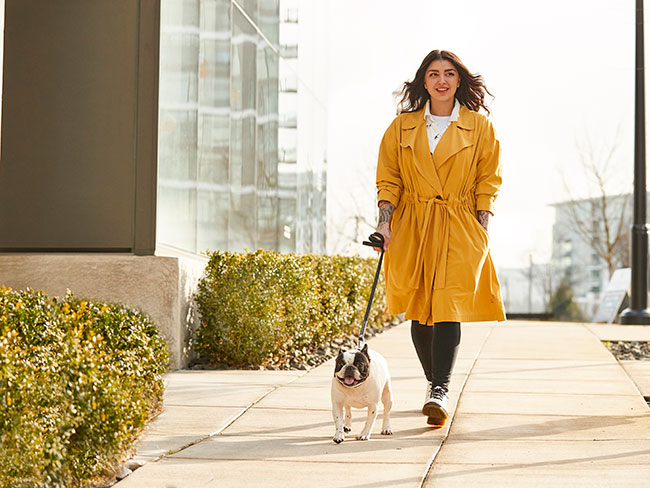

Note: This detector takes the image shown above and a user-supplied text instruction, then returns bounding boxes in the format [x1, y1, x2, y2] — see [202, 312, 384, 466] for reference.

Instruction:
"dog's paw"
[356, 432, 371, 441]
[333, 432, 345, 444]
[343, 426, 351, 433]
[381, 428, 393, 435]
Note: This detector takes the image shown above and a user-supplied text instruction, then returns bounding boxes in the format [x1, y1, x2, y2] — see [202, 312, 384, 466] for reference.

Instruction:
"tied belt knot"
[402, 192, 469, 290]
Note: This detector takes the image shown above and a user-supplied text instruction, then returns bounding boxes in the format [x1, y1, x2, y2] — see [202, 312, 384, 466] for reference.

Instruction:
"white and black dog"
[331, 343, 393, 443]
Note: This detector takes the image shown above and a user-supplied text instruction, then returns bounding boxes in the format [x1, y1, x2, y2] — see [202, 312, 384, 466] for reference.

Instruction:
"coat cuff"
[377, 188, 400, 208]
[476, 195, 495, 215]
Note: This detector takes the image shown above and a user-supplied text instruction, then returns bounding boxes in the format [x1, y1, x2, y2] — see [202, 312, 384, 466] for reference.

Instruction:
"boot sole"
[422, 402, 448, 426]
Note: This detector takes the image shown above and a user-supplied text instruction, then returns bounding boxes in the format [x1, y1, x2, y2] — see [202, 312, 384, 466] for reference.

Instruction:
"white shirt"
[424, 98, 461, 155]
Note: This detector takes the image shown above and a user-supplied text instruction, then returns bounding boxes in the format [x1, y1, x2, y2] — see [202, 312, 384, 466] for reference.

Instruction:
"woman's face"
[424, 59, 460, 105]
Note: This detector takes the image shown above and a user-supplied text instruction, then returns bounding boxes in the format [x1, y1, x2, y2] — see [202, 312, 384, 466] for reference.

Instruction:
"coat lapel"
[432, 105, 475, 168]
[399, 109, 444, 196]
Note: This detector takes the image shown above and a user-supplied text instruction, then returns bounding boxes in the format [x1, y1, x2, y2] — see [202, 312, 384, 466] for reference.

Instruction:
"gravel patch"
[603, 341, 650, 361]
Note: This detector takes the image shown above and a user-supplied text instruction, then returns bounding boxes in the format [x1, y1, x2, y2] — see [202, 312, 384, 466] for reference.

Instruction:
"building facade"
[551, 193, 634, 318]
[157, 0, 327, 256]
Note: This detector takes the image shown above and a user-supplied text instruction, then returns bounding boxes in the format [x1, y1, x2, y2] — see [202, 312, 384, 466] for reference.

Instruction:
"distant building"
[550, 193, 637, 319]
[497, 265, 549, 315]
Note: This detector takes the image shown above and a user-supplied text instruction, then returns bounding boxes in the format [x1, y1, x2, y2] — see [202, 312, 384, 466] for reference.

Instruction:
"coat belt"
[402, 192, 470, 290]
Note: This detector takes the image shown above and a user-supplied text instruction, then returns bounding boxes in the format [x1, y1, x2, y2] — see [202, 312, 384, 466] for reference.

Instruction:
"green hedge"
[194, 250, 388, 368]
[0, 287, 169, 488]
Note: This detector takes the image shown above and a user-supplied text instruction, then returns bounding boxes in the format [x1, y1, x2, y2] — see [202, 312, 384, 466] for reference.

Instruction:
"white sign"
[592, 268, 631, 323]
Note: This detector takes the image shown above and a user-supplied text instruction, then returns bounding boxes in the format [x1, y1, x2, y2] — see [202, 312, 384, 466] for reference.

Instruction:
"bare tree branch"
[560, 130, 631, 280]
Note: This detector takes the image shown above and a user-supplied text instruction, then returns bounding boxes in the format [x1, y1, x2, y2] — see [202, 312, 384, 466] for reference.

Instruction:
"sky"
[325, 0, 638, 269]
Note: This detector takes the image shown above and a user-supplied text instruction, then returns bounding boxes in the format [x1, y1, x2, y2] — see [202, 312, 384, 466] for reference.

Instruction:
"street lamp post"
[619, 0, 650, 324]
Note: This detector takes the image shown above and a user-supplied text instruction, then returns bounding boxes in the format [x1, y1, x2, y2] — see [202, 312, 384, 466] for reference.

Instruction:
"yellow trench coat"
[376, 105, 506, 324]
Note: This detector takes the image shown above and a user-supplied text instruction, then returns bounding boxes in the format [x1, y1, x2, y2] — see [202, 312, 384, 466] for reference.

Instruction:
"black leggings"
[410, 320, 461, 391]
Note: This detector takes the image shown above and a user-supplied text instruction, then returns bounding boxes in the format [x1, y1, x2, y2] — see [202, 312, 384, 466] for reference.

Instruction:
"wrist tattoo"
[477, 210, 490, 231]
[378, 201, 395, 224]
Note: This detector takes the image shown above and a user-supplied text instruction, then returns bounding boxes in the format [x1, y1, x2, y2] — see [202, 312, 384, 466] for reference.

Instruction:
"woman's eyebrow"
[426, 68, 457, 74]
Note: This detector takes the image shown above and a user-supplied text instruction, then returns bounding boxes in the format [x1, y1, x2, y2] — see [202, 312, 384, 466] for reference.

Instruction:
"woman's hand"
[477, 210, 490, 232]
[376, 201, 395, 252]
[376, 222, 391, 252]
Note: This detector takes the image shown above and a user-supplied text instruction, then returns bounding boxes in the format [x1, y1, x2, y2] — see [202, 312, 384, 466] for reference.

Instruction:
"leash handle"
[362, 232, 385, 249]
[359, 233, 385, 346]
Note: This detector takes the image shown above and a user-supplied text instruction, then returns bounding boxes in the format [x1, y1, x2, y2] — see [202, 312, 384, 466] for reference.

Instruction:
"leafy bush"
[0, 287, 169, 487]
[194, 250, 388, 368]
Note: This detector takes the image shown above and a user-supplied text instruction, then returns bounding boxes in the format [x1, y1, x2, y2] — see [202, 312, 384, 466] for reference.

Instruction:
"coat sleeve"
[376, 118, 403, 208]
[475, 118, 502, 215]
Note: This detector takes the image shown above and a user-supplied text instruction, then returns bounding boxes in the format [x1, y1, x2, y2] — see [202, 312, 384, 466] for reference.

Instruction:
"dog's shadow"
[221, 409, 445, 449]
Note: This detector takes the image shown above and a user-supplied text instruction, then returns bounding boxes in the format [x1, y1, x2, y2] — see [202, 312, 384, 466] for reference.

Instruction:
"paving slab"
[586, 323, 650, 342]
[434, 438, 650, 465]
[470, 358, 629, 381]
[463, 376, 636, 395]
[457, 390, 645, 416]
[620, 360, 650, 397]
[449, 412, 650, 441]
[425, 463, 650, 487]
[115, 459, 425, 488]
[143, 406, 246, 436]
[171, 434, 440, 463]
[130, 369, 304, 462]
[477, 324, 614, 360]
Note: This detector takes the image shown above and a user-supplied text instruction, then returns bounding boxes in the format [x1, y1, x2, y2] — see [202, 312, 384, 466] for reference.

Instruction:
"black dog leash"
[359, 232, 385, 348]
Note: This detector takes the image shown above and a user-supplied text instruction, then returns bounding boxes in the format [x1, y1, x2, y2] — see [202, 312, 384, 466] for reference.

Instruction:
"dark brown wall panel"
[0, 0, 159, 252]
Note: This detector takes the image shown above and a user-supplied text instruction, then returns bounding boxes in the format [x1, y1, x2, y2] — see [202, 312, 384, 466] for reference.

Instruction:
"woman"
[375, 50, 505, 427]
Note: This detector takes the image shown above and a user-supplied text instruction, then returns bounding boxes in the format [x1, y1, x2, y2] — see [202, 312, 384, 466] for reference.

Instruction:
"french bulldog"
[331, 343, 393, 443]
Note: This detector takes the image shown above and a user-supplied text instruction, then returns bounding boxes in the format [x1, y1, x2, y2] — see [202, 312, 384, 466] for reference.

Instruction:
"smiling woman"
[374, 49, 505, 428]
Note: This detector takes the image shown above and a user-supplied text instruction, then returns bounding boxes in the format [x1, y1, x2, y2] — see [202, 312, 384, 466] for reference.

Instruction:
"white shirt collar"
[424, 98, 461, 123]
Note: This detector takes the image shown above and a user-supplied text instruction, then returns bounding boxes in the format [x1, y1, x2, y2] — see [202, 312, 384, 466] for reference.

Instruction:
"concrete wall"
[0, 254, 206, 369]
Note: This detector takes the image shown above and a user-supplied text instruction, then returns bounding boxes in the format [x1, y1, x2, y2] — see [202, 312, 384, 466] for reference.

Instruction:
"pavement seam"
[143, 370, 312, 463]
[418, 322, 496, 488]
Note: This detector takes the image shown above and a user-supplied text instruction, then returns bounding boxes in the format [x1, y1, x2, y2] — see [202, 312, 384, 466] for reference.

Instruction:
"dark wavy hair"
[398, 50, 493, 114]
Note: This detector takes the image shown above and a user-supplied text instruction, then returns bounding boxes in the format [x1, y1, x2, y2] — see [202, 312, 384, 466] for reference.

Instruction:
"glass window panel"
[197, 188, 228, 252]
[229, 192, 256, 252]
[257, 196, 277, 249]
[278, 195, 295, 253]
[198, 113, 229, 183]
[256, 122, 278, 190]
[257, 0, 279, 46]
[201, 0, 230, 32]
[237, 0, 258, 24]
[199, 38, 230, 107]
[158, 0, 200, 254]
[231, 19, 257, 111]
[157, 186, 198, 252]
[159, 33, 199, 105]
[159, 110, 198, 180]
[161, 0, 199, 28]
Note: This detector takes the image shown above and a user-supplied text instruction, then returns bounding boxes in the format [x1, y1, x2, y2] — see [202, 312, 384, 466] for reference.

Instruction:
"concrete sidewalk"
[117, 321, 650, 487]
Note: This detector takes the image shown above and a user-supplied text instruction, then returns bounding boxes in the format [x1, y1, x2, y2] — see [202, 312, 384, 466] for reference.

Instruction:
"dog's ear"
[334, 349, 346, 372]
[360, 343, 370, 359]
